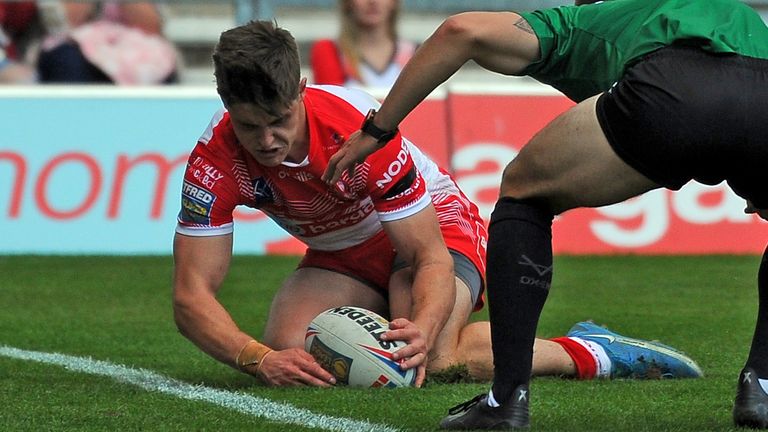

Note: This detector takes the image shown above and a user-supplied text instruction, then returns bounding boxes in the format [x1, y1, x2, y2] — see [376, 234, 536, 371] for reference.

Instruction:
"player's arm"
[322, 11, 541, 184]
[173, 233, 262, 370]
[380, 204, 455, 387]
[173, 233, 335, 387]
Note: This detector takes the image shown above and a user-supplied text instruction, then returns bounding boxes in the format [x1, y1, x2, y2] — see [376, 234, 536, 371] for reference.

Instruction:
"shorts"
[298, 229, 396, 293]
[393, 249, 483, 309]
[596, 45, 768, 208]
[299, 217, 487, 310]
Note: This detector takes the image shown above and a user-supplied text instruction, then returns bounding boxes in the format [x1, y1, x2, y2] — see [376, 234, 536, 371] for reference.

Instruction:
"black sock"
[486, 197, 554, 404]
[745, 244, 768, 377]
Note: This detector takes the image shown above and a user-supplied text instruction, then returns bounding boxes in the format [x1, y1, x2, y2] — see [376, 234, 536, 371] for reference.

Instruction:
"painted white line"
[0, 345, 399, 432]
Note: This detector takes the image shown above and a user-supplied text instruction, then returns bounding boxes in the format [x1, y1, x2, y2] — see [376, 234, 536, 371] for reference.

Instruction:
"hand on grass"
[256, 348, 337, 387]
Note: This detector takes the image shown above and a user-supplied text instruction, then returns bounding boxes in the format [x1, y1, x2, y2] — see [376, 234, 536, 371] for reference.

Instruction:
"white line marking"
[0, 345, 399, 432]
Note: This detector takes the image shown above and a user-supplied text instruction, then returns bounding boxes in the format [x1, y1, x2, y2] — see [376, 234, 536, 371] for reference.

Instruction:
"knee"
[425, 350, 456, 375]
[490, 196, 555, 228]
[261, 324, 305, 350]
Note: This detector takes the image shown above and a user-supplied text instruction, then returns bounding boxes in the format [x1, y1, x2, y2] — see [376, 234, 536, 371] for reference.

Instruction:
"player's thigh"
[500, 94, 660, 214]
[389, 269, 473, 360]
[429, 277, 474, 365]
[263, 267, 388, 349]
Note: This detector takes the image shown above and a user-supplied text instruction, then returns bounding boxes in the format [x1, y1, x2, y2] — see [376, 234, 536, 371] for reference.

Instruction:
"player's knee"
[490, 196, 555, 227]
[499, 157, 546, 197]
[426, 351, 455, 374]
[261, 328, 304, 350]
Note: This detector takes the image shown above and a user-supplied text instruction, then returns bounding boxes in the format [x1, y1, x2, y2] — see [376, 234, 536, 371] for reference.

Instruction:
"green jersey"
[518, 0, 768, 101]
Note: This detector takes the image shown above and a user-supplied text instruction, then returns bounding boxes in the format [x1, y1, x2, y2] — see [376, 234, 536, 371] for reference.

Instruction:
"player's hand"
[745, 200, 768, 221]
[255, 348, 337, 387]
[381, 318, 428, 387]
[321, 130, 381, 185]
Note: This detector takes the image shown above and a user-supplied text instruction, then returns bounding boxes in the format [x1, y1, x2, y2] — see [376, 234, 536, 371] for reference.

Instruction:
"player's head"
[213, 21, 308, 168]
[213, 20, 301, 117]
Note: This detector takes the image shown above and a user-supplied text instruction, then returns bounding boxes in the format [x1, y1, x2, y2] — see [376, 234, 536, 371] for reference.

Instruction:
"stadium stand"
[163, 0, 768, 85]
[11, 0, 758, 85]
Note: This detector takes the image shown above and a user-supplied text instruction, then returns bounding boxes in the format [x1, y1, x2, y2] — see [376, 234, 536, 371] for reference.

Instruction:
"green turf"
[0, 254, 762, 431]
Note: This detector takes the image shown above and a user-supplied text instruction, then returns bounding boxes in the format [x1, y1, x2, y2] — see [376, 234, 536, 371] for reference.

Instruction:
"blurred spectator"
[37, 1, 179, 85]
[0, 1, 39, 84]
[310, 0, 415, 89]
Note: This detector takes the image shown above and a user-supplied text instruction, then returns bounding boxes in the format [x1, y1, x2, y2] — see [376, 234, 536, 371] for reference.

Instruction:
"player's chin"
[254, 151, 287, 167]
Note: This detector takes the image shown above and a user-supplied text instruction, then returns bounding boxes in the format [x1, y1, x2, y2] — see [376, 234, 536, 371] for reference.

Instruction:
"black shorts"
[596, 45, 768, 208]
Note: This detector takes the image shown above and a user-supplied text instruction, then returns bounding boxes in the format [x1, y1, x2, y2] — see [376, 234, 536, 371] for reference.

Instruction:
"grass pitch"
[0, 254, 762, 431]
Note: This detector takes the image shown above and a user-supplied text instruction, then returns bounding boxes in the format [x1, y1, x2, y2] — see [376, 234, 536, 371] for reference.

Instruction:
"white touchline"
[0, 345, 399, 432]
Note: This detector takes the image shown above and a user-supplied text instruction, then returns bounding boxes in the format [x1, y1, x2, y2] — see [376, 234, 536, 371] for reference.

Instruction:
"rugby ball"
[305, 306, 416, 388]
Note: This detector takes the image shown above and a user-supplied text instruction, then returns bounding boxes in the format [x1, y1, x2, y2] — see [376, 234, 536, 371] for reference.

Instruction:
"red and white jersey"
[176, 85, 486, 275]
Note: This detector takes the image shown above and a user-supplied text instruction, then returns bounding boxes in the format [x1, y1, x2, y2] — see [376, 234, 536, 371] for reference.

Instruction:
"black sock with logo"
[746, 245, 768, 377]
[486, 197, 554, 404]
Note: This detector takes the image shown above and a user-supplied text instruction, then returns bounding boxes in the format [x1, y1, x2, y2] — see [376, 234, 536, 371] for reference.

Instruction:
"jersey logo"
[180, 181, 216, 224]
[375, 142, 410, 189]
[252, 177, 275, 208]
[380, 167, 417, 200]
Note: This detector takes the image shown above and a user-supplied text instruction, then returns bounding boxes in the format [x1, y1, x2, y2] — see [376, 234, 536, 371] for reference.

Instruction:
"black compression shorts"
[596, 45, 768, 208]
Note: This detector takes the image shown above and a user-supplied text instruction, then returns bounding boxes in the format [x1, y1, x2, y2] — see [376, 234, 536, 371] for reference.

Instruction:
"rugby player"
[172, 20, 702, 390]
[322, 0, 768, 428]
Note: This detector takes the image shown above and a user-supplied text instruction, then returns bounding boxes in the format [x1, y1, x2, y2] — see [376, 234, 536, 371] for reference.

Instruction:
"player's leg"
[440, 95, 660, 430]
[262, 268, 388, 349]
[734, 244, 768, 428]
[263, 230, 395, 349]
[389, 255, 576, 380]
[491, 93, 660, 396]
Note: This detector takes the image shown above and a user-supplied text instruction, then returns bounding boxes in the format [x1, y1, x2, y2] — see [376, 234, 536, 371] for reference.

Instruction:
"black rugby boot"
[734, 368, 768, 428]
[439, 385, 530, 430]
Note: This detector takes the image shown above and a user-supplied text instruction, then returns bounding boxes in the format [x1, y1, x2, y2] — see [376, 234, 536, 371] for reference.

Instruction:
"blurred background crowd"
[2, 0, 768, 88]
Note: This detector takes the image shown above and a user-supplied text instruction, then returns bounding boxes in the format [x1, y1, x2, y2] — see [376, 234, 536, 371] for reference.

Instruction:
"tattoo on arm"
[513, 18, 535, 35]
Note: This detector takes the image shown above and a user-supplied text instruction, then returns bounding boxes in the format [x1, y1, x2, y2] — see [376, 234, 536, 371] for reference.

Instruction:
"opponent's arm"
[380, 204, 455, 387]
[172, 232, 335, 387]
[322, 11, 541, 184]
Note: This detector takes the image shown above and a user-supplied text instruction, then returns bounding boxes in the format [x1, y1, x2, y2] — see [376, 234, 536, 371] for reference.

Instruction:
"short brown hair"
[213, 21, 300, 116]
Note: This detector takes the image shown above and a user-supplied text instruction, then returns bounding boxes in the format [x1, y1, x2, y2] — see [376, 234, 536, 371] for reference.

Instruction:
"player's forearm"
[373, 16, 475, 132]
[172, 291, 256, 369]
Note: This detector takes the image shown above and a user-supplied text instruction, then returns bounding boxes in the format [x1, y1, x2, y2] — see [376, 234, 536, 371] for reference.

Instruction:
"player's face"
[228, 97, 307, 167]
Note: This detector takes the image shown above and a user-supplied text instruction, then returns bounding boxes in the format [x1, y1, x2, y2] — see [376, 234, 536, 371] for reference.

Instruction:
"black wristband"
[360, 109, 398, 144]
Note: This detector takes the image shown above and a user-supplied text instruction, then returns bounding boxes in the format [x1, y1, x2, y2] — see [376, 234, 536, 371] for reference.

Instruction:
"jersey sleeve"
[364, 137, 431, 222]
[176, 115, 243, 237]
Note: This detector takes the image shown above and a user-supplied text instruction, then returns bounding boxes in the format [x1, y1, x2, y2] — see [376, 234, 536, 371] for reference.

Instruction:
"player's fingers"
[305, 361, 337, 385]
[382, 327, 419, 343]
[345, 162, 356, 182]
[392, 340, 427, 361]
[414, 364, 426, 388]
[299, 372, 335, 387]
[397, 351, 426, 370]
[387, 317, 413, 330]
[322, 151, 344, 184]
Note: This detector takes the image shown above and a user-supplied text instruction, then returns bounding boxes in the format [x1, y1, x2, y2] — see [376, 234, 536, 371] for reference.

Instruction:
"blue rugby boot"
[439, 385, 530, 430]
[733, 368, 768, 428]
[566, 321, 703, 379]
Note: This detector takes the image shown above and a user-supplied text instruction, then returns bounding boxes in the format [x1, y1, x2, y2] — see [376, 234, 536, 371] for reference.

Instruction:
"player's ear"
[299, 77, 308, 95]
